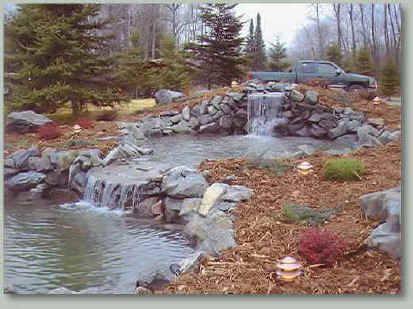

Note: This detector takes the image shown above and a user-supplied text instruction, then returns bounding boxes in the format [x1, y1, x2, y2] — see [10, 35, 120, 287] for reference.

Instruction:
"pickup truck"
[246, 60, 377, 92]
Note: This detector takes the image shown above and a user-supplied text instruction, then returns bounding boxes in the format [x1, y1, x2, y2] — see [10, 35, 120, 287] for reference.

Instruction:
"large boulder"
[7, 145, 40, 170]
[360, 186, 401, 259]
[6, 171, 46, 191]
[6, 111, 53, 133]
[161, 166, 208, 199]
[154, 89, 185, 105]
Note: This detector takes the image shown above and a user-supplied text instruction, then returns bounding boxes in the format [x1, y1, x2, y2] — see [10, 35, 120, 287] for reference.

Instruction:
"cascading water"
[247, 92, 287, 136]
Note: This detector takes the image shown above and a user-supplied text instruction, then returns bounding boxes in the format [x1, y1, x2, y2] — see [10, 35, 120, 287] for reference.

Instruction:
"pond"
[3, 134, 349, 294]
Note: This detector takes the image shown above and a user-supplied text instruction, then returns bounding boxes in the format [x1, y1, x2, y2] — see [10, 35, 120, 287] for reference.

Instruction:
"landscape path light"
[373, 97, 381, 105]
[276, 256, 303, 282]
[297, 161, 313, 176]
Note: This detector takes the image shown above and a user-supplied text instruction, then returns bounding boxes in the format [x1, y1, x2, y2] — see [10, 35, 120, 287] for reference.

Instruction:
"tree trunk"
[370, 4, 377, 63]
[359, 4, 368, 48]
[333, 4, 342, 49]
[349, 4, 356, 56]
[384, 4, 390, 56]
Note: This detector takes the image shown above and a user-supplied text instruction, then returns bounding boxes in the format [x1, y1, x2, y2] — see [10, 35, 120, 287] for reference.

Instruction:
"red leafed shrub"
[74, 119, 94, 129]
[37, 123, 62, 140]
[298, 228, 348, 265]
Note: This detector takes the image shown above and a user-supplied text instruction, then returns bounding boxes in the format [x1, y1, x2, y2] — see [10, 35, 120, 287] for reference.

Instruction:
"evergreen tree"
[326, 44, 343, 68]
[4, 4, 125, 114]
[156, 35, 189, 91]
[268, 36, 289, 71]
[244, 18, 255, 69]
[380, 57, 399, 98]
[355, 47, 374, 76]
[253, 13, 266, 71]
[184, 3, 245, 89]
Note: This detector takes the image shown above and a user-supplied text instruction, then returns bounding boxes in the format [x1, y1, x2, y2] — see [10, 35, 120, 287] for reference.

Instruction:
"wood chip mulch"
[158, 138, 401, 295]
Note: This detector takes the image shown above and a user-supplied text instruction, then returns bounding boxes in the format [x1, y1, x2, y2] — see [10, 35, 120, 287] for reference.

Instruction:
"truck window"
[301, 63, 317, 74]
[318, 63, 337, 74]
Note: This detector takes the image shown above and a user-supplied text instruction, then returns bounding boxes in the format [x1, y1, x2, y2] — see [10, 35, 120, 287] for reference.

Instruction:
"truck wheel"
[348, 84, 366, 93]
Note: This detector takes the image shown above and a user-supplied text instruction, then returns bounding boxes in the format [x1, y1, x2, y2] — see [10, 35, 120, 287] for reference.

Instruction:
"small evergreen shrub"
[298, 228, 348, 265]
[244, 158, 290, 176]
[65, 139, 97, 148]
[37, 123, 62, 140]
[282, 204, 335, 226]
[322, 158, 365, 181]
[74, 119, 94, 129]
[95, 109, 118, 121]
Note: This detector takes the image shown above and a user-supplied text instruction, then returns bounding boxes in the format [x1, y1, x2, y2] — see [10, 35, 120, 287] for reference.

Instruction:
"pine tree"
[268, 37, 289, 71]
[253, 13, 266, 71]
[380, 57, 399, 98]
[4, 4, 125, 114]
[184, 3, 245, 89]
[326, 44, 343, 68]
[355, 47, 374, 76]
[244, 18, 255, 69]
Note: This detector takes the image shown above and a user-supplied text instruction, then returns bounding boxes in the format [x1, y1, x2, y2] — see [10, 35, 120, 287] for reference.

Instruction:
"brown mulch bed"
[158, 138, 401, 295]
[3, 121, 118, 157]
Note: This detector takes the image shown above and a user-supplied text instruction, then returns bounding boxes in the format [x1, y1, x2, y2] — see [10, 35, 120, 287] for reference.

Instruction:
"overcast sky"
[236, 3, 312, 48]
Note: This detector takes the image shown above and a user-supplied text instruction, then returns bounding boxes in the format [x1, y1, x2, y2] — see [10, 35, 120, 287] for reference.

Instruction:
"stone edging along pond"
[4, 85, 401, 290]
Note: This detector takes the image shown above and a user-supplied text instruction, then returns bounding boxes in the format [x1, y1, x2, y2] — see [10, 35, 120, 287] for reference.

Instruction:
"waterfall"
[83, 173, 143, 210]
[247, 93, 286, 136]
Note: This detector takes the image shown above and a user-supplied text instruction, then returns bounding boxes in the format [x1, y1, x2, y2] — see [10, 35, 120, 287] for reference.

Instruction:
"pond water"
[3, 134, 349, 294]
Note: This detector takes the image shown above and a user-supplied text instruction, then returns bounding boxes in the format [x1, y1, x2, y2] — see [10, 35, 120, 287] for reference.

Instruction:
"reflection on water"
[4, 198, 194, 294]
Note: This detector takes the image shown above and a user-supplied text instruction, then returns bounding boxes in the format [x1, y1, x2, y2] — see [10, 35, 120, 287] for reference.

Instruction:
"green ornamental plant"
[322, 158, 365, 181]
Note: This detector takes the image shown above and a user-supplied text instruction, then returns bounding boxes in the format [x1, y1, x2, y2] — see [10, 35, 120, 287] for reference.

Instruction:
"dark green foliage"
[252, 13, 266, 71]
[4, 4, 126, 114]
[322, 158, 365, 181]
[244, 158, 290, 176]
[116, 33, 189, 97]
[184, 3, 245, 89]
[244, 19, 256, 69]
[94, 109, 118, 121]
[268, 37, 289, 72]
[282, 204, 336, 226]
[355, 47, 374, 76]
[326, 44, 343, 68]
[380, 57, 399, 98]
[64, 138, 97, 148]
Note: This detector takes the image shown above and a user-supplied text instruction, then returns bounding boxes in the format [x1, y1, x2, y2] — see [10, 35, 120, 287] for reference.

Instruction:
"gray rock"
[45, 171, 62, 186]
[226, 92, 245, 103]
[135, 197, 160, 217]
[199, 100, 209, 115]
[182, 106, 191, 121]
[357, 125, 383, 147]
[162, 166, 208, 199]
[154, 89, 185, 105]
[319, 119, 337, 130]
[219, 116, 233, 129]
[199, 114, 213, 125]
[334, 134, 359, 148]
[220, 103, 232, 115]
[28, 156, 53, 172]
[346, 119, 362, 133]
[368, 226, 400, 259]
[169, 114, 182, 124]
[207, 105, 217, 115]
[295, 126, 312, 137]
[184, 212, 236, 256]
[328, 120, 348, 139]
[199, 122, 220, 134]
[304, 90, 319, 105]
[70, 172, 87, 195]
[164, 197, 184, 211]
[191, 105, 201, 118]
[210, 96, 223, 109]
[6, 111, 53, 133]
[368, 118, 385, 127]
[310, 124, 328, 138]
[189, 117, 200, 130]
[360, 188, 401, 221]
[8, 145, 40, 170]
[6, 171, 46, 191]
[160, 110, 179, 117]
[4, 158, 15, 168]
[179, 198, 202, 216]
[222, 185, 253, 202]
[290, 90, 304, 102]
